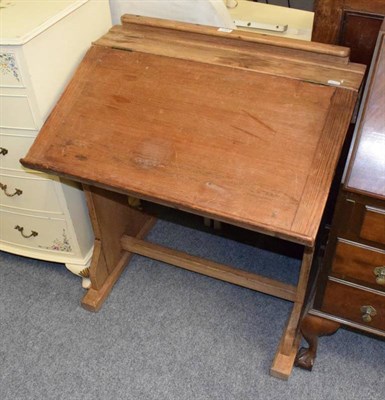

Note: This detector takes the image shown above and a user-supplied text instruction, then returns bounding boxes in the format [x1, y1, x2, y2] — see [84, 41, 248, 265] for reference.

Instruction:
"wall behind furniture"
[254, 0, 313, 11]
[108, 0, 315, 24]
[108, 0, 234, 26]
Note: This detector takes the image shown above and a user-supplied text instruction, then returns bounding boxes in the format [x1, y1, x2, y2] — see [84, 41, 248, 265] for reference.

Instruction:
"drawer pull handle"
[14, 225, 38, 239]
[0, 183, 23, 197]
[360, 305, 377, 323]
[0, 147, 8, 156]
[374, 266, 385, 286]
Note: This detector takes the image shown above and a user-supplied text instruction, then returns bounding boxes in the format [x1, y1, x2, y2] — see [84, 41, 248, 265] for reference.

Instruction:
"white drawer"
[0, 209, 73, 254]
[0, 94, 37, 129]
[0, 52, 24, 88]
[0, 173, 62, 213]
[0, 132, 36, 172]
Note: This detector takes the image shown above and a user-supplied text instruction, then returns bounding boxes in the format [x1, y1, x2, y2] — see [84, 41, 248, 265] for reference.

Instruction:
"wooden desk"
[21, 15, 364, 379]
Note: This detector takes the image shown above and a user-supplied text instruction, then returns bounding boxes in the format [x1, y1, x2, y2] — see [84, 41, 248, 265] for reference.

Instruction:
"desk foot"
[270, 245, 315, 379]
[82, 251, 133, 311]
[270, 330, 302, 380]
[295, 313, 340, 371]
[270, 301, 304, 379]
[81, 185, 156, 312]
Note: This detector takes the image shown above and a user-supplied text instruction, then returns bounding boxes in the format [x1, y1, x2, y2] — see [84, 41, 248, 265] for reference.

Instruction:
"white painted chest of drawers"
[0, 0, 111, 286]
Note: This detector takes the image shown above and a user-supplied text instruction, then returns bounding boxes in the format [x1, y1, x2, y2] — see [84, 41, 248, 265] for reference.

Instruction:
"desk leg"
[81, 185, 156, 312]
[295, 314, 340, 371]
[270, 245, 314, 380]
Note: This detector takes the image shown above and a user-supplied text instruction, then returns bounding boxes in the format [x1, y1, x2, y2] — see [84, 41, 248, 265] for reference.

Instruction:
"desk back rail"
[95, 15, 365, 90]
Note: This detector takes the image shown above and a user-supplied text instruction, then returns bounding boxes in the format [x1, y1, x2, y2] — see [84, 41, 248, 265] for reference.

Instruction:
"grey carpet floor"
[1, 219, 384, 400]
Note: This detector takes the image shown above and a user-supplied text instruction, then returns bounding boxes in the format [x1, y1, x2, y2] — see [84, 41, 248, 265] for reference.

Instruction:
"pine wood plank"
[120, 14, 351, 58]
[81, 218, 156, 312]
[291, 89, 357, 238]
[81, 185, 156, 311]
[21, 41, 360, 246]
[95, 23, 365, 90]
[121, 235, 297, 301]
[270, 328, 302, 380]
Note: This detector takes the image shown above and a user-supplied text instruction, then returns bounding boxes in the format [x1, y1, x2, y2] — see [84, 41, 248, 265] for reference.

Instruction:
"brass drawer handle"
[360, 305, 377, 323]
[0, 147, 8, 156]
[14, 225, 38, 239]
[0, 183, 23, 197]
[374, 266, 385, 286]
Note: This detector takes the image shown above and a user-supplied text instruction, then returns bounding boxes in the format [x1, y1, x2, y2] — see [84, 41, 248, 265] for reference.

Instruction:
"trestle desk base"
[81, 185, 314, 380]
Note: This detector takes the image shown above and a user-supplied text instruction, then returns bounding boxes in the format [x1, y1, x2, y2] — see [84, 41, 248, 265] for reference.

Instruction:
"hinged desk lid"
[21, 15, 365, 246]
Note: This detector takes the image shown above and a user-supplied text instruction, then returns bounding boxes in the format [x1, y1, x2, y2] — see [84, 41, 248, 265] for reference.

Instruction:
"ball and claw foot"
[295, 347, 315, 371]
[294, 313, 340, 371]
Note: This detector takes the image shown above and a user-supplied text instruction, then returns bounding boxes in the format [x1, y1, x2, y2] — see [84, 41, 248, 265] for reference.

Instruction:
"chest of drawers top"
[312, 21, 385, 336]
[0, 0, 88, 45]
[344, 22, 385, 201]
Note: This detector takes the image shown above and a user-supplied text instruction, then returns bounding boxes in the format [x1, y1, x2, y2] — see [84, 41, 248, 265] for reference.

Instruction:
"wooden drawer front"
[321, 279, 385, 331]
[337, 197, 385, 248]
[0, 209, 73, 253]
[0, 133, 36, 172]
[0, 174, 62, 213]
[360, 206, 385, 245]
[0, 95, 37, 129]
[332, 239, 385, 289]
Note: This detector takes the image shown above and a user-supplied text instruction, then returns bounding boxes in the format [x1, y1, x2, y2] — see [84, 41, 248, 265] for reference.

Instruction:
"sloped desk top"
[21, 15, 365, 379]
[22, 15, 364, 247]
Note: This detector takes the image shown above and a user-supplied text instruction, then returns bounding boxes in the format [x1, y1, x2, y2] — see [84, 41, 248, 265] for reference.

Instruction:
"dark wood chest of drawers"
[295, 19, 385, 371]
[317, 193, 385, 333]
[313, 0, 385, 66]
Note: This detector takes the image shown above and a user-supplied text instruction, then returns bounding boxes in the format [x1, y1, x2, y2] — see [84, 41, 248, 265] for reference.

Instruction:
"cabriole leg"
[295, 313, 340, 371]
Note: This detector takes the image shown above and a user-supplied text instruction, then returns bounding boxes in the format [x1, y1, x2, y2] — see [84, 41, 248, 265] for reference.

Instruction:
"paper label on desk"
[327, 80, 342, 86]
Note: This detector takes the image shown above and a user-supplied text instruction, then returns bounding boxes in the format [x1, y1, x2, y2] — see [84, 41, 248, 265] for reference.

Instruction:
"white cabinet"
[0, 0, 112, 287]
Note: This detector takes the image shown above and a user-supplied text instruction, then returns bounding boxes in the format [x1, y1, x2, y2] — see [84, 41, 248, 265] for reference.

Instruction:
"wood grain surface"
[312, 0, 385, 48]
[95, 17, 365, 90]
[332, 238, 385, 288]
[321, 278, 385, 331]
[345, 34, 385, 199]
[21, 17, 364, 246]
